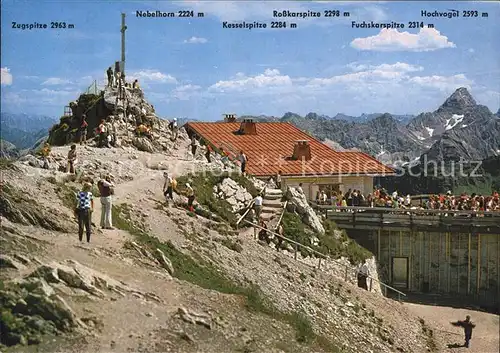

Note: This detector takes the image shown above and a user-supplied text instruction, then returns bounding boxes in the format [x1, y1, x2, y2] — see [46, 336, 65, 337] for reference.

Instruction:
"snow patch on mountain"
[425, 127, 434, 137]
[445, 114, 464, 130]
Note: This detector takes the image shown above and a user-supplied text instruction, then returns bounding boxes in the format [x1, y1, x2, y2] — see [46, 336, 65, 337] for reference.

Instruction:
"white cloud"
[128, 70, 177, 84]
[468, 48, 475, 53]
[205, 64, 475, 105]
[1, 67, 13, 85]
[209, 69, 292, 93]
[347, 62, 423, 73]
[170, 84, 202, 100]
[351, 28, 456, 52]
[42, 77, 73, 86]
[409, 74, 473, 91]
[184, 36, 207, 44]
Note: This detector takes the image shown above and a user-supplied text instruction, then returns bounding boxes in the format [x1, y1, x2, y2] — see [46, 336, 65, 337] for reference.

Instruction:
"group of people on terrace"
[314, 187, 500, 212]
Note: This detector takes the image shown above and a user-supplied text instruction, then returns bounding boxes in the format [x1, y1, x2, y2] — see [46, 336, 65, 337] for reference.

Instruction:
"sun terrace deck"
[311, 203, 500, 234]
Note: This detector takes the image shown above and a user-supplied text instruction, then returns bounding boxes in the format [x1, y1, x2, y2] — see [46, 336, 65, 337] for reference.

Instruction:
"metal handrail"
[244, 220, 407, 300]
[273, 200, 288, 231]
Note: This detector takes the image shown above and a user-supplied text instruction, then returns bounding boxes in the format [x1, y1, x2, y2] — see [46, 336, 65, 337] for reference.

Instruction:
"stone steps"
[261, 206, 278, 214]
[262, 199, 283, 208]
[264, 188, 283, 200]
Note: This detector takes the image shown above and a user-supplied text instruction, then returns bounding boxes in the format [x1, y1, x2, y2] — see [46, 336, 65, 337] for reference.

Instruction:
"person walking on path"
[67, 144, 77, 174]
[254, 193, 263, 221]
[451, 315, 476, 348]
[239, 150, 248, 175]
[75, 182, 94, 243]
[276, 170, 282, 189]
[79, 114, 88, 145]
[185, 183, 195, 212]
[357, 261, 370, 290]
[205, 144, 212, 163]
[190, 135, 198, 158]
[163, 172, 174, 205]
[98, 174, 115, 229]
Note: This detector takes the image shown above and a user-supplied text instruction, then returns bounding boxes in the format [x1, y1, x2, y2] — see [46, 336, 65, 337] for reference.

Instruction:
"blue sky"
[1, 0, 499, 120]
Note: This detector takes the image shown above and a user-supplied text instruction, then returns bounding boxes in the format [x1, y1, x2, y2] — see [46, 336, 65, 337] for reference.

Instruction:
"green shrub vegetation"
[281, 211, 372, 264]
[112, 203, 340, 351]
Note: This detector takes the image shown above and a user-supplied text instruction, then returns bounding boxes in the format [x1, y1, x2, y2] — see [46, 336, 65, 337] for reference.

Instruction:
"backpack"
[171, 178, 177, 190]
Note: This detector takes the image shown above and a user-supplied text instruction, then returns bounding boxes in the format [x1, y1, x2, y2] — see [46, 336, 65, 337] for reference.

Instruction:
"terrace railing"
[311, 203, 500, 233]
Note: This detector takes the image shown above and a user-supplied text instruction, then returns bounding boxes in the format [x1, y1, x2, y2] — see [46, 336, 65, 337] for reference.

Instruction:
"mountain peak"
[442, 87, 476, 110]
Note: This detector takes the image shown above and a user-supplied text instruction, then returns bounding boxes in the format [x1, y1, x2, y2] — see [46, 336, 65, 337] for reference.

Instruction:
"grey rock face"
[285, 187, 325, 234]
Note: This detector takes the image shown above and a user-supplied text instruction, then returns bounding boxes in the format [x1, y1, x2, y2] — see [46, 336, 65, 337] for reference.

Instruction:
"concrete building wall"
[375, 230, 500, 307]
[282, 175, 374, 200]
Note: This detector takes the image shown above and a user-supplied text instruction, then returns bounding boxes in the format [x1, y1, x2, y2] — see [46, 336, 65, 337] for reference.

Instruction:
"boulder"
[18, 154, 43, 168]
[285, 187, 325, 234]
[132, 137, 155, 153]
[0, 254, 27, 270]
[17, 277, 55, 297]
[214, 178, 252, 212]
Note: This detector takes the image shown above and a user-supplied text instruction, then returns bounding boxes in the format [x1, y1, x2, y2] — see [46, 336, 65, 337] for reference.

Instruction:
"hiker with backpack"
[75, 182, 94, 243]
[98, 174, 115, 229]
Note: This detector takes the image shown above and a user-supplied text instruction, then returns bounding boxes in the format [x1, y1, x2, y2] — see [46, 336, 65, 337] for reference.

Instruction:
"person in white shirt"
[169, 118, 179, 141]
[321, 190, 327, 204]
[98, 174, 115, 229]
[254, 194, 263, 220]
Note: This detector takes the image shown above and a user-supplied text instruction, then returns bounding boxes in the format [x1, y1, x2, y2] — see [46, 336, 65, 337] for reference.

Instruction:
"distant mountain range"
[241, 88, 499, 164]
[240, 88, 500, 194]
[1, 113, 56, 150]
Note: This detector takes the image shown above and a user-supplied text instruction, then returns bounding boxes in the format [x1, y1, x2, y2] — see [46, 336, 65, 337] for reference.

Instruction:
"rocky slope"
[0, 135, 454, 353]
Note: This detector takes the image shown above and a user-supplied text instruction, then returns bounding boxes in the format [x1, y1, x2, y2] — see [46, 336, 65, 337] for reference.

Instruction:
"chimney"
[292, 140, 311, 161]
[224, 113, 237, 122]
[238, 118, 257, 135]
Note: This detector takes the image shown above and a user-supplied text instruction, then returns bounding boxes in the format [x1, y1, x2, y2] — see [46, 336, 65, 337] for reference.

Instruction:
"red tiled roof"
[186, 122, 395, 177]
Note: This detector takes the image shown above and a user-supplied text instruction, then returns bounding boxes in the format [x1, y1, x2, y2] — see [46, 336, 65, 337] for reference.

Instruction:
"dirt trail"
[406, 303, 499, 353]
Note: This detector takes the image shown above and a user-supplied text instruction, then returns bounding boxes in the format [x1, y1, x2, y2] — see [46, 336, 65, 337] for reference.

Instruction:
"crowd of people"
[314, 188, 500, 212]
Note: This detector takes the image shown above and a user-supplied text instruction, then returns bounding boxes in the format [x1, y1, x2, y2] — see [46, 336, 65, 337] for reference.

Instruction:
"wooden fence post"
[294, 244, 298, 260]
